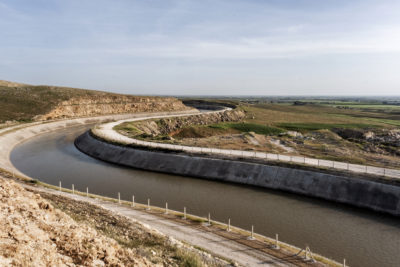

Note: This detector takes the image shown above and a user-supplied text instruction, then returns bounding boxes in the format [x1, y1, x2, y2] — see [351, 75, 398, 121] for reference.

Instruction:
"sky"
[1, 0, 400, 96]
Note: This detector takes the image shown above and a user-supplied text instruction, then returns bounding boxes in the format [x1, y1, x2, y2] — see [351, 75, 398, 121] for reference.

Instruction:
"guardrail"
[51, 180, 344, 267]
[93, 127, 400, 180]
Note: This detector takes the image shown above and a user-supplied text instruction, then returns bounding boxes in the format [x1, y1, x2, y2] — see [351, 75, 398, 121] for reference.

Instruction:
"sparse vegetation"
[277, 122, 379, 133]
[209, 122, 284, 135]
[0, 81, 105, 122]
[0, 79, 186, 123]
[42, 192, 221, 267]
[174, 250, 204, 267]
[116, 99, 400, 169]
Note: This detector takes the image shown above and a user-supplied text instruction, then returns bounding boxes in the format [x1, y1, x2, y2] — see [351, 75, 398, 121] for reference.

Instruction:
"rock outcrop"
[123, 109, 245, 137]
[35, 95, 192, 121]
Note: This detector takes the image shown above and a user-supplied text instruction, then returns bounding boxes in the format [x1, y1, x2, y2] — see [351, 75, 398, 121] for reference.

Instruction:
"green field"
[241, 103, 399, 131]
[116, 98, 400, 168]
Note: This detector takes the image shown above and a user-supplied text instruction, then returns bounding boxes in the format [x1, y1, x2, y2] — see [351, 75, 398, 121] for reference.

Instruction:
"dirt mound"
[0, 177, 151, 266]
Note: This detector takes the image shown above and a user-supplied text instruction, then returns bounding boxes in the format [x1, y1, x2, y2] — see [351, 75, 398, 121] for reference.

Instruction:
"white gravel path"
[93, 109, 400, 179]
[24, 184, 295, 267]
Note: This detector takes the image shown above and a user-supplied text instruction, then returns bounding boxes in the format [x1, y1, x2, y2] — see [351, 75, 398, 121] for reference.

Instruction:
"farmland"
[120, 98, 400, 169]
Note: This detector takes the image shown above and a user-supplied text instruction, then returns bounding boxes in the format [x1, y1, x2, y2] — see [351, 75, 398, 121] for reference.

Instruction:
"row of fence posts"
[143, 137, 394, 179]
[56, 181, 348, 266]
[100, 112, 398, 179]
[135, 137, 394, 178]
[130, 129, 400, 179]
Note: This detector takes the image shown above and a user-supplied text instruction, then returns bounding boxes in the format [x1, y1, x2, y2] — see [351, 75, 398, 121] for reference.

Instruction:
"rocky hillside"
[0, 80, 192, 123]
[115, 109, 245, 138]
[0, 176, 227, 266]
[332, 128, 400, 156]
[38, 95, 191, 121]
[0, 177, 151, 266]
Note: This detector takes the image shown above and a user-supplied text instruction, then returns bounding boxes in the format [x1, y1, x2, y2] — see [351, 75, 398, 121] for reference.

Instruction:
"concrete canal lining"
[75, 131, 400, 217]
[0, 110, 198, 179]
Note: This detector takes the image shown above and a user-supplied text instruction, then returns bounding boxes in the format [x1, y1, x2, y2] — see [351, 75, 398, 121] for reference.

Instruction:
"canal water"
[10, 125, 400, 267]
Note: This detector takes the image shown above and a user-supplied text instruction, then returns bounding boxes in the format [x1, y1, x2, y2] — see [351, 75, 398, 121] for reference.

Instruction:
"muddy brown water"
[10, 125, 400, 267]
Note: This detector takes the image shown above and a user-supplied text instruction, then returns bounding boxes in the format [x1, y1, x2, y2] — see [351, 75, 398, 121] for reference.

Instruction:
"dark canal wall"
[76, 131, 400, 216]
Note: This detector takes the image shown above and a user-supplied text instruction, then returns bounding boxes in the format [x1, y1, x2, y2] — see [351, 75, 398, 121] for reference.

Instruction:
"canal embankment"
[0, 109, 341, 266]
[0, 110, 198, 179]
[76, 130, 400, 217]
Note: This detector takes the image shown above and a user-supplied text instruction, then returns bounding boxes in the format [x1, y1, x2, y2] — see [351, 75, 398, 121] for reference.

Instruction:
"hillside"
[0, 177, 151, 266]
[0, 176, 225, 266]
[0, 80, 191, 123]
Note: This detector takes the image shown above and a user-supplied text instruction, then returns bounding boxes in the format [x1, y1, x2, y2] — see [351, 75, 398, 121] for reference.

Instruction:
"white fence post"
[118, 192, 121, 204]
[72, 184, 74, 194]
[59, 181, 61, 192]
[275, 234, 280, 249]
[227, 218, 231, 232]
[86, 187, 88, 197]
[249, 225, 255, 240]
[147, 199, 150, 210]
[165, 202, 168, 214]
[183, 207, 186, 219]
[132, 195, 135, 207]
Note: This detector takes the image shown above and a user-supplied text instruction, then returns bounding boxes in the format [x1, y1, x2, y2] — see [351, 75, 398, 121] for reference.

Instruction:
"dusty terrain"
[0, 176, 227, 267]
[0, 177, 150, 266]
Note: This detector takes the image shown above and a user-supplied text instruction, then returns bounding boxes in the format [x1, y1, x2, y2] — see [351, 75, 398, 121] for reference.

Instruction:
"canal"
[11, 124, 400, 267]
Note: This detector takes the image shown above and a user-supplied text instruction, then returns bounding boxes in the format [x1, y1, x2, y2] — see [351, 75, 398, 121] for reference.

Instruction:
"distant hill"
[0, 80, 190, 123]
[0, 80, 28, 87]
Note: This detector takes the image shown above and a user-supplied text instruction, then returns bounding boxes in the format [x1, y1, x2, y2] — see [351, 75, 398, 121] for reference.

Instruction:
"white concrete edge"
[93, 109, 400, 179]
[0, 109, 200, 180]
[0, 109, 342, 266]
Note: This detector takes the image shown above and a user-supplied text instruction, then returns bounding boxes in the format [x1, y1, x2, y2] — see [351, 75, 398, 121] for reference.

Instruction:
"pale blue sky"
[1, 0, 400, 95]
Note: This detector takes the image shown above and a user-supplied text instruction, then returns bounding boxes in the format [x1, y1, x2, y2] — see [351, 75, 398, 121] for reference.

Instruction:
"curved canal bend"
[11, 124, 400, 267]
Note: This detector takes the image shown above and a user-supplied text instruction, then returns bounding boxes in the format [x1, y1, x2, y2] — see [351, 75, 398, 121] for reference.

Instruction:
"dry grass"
[242, 104, 395, 128]
[0, 81, 161, 123]
[140, 103, 400, 169]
